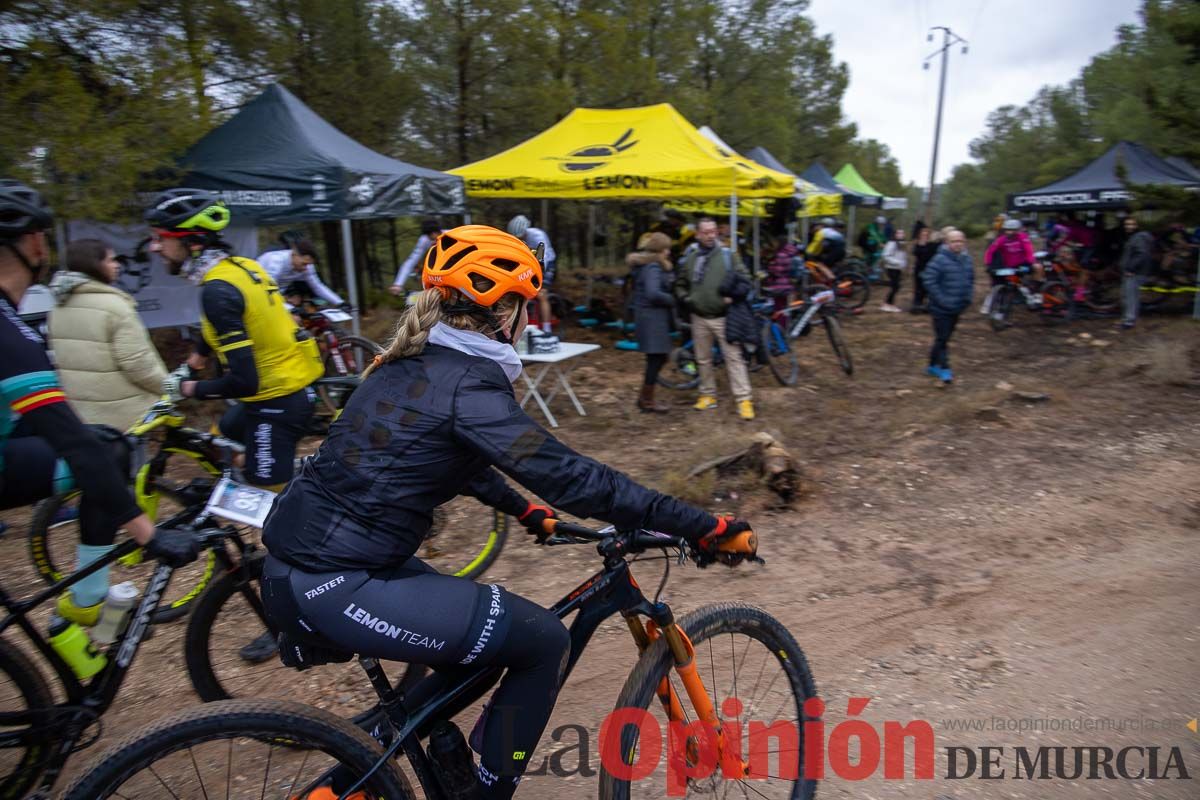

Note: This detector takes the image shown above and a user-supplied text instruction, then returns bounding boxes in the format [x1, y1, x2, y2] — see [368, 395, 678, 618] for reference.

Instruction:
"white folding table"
[518, 342, 601, 428]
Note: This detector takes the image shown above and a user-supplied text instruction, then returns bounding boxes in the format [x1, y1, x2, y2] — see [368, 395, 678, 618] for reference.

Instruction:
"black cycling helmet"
[144, 188, 230, 233]
[0, 179, 53, 241]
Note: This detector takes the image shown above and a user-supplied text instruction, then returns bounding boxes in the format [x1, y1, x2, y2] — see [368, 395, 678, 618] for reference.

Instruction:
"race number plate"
[320, 308, 353, 323]
[204, 476, 277, 528]
[994, 268, 1016, 276]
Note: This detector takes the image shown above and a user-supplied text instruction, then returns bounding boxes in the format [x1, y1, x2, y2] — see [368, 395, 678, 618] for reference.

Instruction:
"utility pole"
[924, 26, 968, 226]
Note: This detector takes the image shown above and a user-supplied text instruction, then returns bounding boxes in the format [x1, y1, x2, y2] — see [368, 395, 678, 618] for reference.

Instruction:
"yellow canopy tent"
[449, 103, 796, 202]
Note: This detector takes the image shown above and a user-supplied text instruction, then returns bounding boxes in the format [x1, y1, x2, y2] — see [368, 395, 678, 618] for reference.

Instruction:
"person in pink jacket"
[981, 219, 1035, 312]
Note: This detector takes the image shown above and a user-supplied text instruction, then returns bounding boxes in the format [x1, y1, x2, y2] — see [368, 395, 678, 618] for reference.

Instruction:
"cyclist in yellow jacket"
[146, 189, 323, 491]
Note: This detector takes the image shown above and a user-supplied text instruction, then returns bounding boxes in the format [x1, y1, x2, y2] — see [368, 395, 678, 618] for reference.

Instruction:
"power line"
[923, 25, 968, 224]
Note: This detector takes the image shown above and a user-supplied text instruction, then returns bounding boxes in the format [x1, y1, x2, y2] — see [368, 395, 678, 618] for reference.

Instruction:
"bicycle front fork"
[625, 613, 749, 779]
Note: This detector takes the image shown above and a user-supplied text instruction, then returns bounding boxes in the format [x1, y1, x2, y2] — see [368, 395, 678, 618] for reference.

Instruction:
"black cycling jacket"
[263, 344, 716, 571]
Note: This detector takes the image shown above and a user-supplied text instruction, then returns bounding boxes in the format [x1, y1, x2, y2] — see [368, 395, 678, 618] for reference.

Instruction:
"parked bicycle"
[62, 519, 818, 800]
[296, 301, 381, 377]
[986, 265, 1071, 331]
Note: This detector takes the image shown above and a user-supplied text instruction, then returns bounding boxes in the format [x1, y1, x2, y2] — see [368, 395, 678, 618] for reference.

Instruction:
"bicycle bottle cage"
[277, 632, 354, 671]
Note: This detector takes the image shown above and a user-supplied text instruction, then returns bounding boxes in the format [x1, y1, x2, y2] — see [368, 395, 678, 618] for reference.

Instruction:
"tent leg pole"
[585, 203, 595, 307]
[752, 214, 760, 279]
[55, 221, 68, 269]
[849, 206, 857, 249]
[541, 198, 549, 231]
[730, 193, 738, 254]
[340, 218, 360, 335]
[1193, 248, 1199, 321]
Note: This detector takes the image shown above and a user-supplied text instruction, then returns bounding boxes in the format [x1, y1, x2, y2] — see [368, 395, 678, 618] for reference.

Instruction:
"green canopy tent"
[834, 164, 909, 238]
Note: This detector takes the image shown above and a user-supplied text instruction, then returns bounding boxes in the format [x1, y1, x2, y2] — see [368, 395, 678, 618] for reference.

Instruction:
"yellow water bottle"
[48, 615, 107, 679]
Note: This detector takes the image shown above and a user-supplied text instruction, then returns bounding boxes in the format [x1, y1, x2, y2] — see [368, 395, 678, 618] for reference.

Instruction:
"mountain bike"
[296, 302, 381, 377]
[986, 266, 1071, 331]
[27, 399, 242, 623]
[0, 525, 250, 799]
[63, 519, 819, 800]
[802, 259, 869, 312]
[656, 310, 793, 391]
[780, 289, 854, 377]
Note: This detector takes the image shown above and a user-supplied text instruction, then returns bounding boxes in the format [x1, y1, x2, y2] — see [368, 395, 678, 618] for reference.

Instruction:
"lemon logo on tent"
[547, 129, 638, 173]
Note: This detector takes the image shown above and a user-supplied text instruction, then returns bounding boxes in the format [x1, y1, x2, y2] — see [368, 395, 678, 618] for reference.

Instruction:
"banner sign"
[65, 221, 257, 329]
[1007, 190, 1132, 211]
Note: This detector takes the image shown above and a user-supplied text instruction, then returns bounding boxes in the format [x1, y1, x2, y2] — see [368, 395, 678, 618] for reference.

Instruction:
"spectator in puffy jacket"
[764, 234, 799, 311]
[630, 232, 675, 413]
[1118, 215, 1157, 330]
[920, 229, 974, 385]
[48, 239, 167, 430]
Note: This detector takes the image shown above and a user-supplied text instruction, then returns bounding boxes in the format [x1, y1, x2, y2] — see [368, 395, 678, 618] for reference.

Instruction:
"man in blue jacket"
[920, 229, 974, 384]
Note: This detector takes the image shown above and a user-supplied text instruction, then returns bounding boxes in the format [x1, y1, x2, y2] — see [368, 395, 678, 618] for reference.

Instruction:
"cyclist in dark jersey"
[261, 225, 756, 799]
[0, 180, 198, 623]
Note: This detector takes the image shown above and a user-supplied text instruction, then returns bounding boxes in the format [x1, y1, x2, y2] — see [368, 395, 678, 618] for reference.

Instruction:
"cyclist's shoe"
[57, 593, 102, 626]
[239, 631, 280, 663]
[693, 395, 718, 411]
[737, 399, 755, 420]
[938, 367, 954, 384]
[925, 365, 941, 378]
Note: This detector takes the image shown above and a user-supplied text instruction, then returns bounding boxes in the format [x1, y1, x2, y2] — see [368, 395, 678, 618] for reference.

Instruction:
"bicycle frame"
[327, 533, 736, 799]
[0, 528, 253, 796]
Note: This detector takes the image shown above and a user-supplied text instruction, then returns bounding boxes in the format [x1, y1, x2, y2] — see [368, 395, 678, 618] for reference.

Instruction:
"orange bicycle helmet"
[422, 225, 542, 306]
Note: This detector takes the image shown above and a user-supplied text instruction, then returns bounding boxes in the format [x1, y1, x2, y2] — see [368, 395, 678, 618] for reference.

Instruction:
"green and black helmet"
[144, 188, 230, 234]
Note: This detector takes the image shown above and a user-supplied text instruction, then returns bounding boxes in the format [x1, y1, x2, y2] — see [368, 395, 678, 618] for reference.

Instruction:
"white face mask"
[427, 322, 524, 383]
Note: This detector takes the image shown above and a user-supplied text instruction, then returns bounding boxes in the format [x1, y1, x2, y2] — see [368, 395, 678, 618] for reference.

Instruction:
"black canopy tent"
[799, 162, 867, 205]
[179, 83, 467, 329]
[1166, 156, 1200, 182]
[1007, 141, 1199, 212]
[745, 146, 795, 177]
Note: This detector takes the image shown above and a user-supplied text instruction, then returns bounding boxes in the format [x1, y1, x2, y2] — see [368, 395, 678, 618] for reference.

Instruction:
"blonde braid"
[361, 288, 444, 379]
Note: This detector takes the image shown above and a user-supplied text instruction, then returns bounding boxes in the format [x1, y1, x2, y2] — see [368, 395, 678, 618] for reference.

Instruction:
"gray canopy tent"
[179, 83, 467, 330]
[1007, 141, 1198, 212]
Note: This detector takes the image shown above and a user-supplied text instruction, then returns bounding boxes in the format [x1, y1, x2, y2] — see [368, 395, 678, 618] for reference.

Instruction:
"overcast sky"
[806, 0, 1142, 186]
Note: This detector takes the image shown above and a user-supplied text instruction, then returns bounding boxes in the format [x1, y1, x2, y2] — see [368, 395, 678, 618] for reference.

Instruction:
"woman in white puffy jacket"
[48, 239, 167, 430]
[880, 230, 908, 312]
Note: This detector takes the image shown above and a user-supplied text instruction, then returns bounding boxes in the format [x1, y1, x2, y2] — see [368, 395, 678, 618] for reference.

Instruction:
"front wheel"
[60, 700, 413, 799]
[988, 285, 1016, 332]
[324, 334, 381, 377]
[832, 272, 869, 311]
[1039, 280, 1071, 325]
[823, 313, 853, 376]
[599, 603, 819, 800]
[760, 320, 799, 386]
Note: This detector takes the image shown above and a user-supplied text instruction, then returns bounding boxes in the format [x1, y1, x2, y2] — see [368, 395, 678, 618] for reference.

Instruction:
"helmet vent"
[531, 275, 541, 290]
[439, 244, 478, 272]
[491, 257, 520, 272]
[468, 273, 496, 294]
[439, 235, 458, 250]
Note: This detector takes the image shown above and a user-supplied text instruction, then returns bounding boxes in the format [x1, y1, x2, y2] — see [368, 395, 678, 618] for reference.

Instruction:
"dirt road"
[3, 283, 1197, 798]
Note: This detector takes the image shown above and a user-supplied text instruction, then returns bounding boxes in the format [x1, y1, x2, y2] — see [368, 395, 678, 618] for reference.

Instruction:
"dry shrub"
[661, 468, 716, 505]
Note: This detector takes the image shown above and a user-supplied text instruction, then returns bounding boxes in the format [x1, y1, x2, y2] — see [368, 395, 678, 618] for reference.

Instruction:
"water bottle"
[91, 582, 140, 645]
[427, 720, 479, 798]
[47, 616, 107, 679]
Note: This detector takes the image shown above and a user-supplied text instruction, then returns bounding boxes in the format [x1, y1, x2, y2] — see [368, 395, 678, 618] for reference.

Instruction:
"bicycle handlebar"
[539, 518, 689, 554]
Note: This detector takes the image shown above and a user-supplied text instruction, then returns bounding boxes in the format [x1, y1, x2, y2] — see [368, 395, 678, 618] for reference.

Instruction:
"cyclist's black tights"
[0, 435, 117, 546]
[262, 555, 570, 799]
[644, 353, 667, 386]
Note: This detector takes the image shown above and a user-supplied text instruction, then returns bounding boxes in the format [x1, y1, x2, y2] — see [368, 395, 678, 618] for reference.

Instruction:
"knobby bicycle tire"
[449, 508, 508, 580]
[0, 637, 55, 799]
[323, 334, 382, 378]
[988, 286, 1016, 332]
[1039, 280, 1071, 326]
[28, 489, 220, 625]
[60, 700, 412, 799]
[823, 314, 853, 376]
[833, 272, 869, 311]
[760, 320, 799, 386]
[599, 602, 818, 800]
[657, 345, 701, 391]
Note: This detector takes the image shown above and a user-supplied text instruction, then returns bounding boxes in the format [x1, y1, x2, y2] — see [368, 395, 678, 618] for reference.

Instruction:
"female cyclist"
[260, 225, 754, 799]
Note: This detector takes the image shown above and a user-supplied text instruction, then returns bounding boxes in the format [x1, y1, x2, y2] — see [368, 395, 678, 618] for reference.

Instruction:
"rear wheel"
[1039, 280, 1071, 325]
[823, 313, 853, 376]
[657, 345, 701, 390]
[760, 320, 799, 386]
[0, 638, 55, 798]
[323, 334, 381, 377]
[599, 603, 818, 800]
[60, 700, 413, 799]
[832, 271, 869, 311]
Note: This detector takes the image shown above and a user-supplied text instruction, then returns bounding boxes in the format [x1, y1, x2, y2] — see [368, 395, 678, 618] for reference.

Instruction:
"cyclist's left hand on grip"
[519, 502, 557, 542]
[696, 516, 758, 567]
[143, 528, 201, 567]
